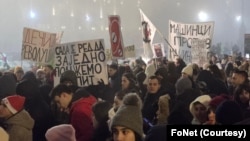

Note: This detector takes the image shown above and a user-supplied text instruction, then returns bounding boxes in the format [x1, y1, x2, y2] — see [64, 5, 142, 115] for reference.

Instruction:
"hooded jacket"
[70, 95, 97, 141]
[3, 109, 34, 141]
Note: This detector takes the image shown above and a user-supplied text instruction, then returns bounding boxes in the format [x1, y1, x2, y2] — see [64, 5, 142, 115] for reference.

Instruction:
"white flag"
[139, 9, 156, 58]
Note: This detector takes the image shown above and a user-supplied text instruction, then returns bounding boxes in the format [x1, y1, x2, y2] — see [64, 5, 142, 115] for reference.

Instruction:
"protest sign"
[152, 43, 165, 58]
[124, 45, 136, 58]
[168, 20, 214, 66]
[109, 15, 124, 59]
[22, 27, 57, 64]
[53, 39, 108, 87]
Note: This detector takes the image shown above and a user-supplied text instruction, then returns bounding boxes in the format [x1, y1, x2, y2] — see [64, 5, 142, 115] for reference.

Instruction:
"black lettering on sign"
[77, 75, 94, 86]
[81, 53, 91, 64]
[79, 63, 103, 75]
[78, 40, 104, 53]
[90, 52, 98, 62]
[169, 48, 179, 59]
[81, 51, 106, 64]
[23, 29, 56, 47]
[22, 45, 50, 62]
[55, 45, 76, 55]
[55, 62, 103, 77]
[95, 40, 104, 51]
[54, 66, 66, 77]
[180, 50, 192, 63]
[174, 36, 194, 48]
[55, 56, 62, 66]
[98, 51, 106, 62]
[206, 38, 211, 49]
[55, 54, 80, 66]
[169, 23, 212, 36]
[78, 42, 93, 53]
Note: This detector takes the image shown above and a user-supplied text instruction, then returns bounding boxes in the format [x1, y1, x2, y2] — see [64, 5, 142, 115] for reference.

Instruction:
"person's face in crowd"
[15, 71, 24, 81]
[113, 96, 122, 112]
[36, 70, 46, 80]
[147, 78, 161, 93]
[54, 93, 72, 110]
[206, 108, 216, 125]
[211, 56, 217, 62]
[108, 67, 117, 77]
[181, 72, 189, 78]
[193, 102, 208, 124]
[43, 66, 52, 76]
[31, 65, 39, 74]
[112, 126, 136, 141]
[239, 90, 250, 104]
[231, 73, 245, 86]
[0, 101, 12, 119]
[121, 76, 130, 90]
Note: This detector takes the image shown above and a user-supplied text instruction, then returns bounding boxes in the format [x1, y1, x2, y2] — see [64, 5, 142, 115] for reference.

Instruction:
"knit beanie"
[2, 95, 25, 114]
[0, 127, 9, 141]
[215, 100, 243, 124]
[175, 77, 192, 95]
[60, 70, 78, 86]
[110, 93, 143, 137]
[181, 64, 193, 76]
[209, 94, 231, 109]
[189, 95, 211, 116]
[109, 63, 118, 70]
[45, 124, 76, 141]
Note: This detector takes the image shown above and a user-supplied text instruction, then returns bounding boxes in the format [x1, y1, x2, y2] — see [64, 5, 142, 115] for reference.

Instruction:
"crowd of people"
[0, 53, 249, 141]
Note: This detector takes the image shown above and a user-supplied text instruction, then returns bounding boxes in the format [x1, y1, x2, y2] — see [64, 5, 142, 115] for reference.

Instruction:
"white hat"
[189, 95, 211, 115]
[182, 64, 193, 76]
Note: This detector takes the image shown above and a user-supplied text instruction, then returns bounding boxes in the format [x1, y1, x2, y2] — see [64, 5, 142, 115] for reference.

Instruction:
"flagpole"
[139, 8, 178, 59]
[156, 29, 178, 57]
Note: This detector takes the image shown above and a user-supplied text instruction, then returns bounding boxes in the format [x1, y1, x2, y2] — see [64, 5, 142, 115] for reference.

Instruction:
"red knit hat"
[209, 94, 231, 109]
[2, 95, 25, 114]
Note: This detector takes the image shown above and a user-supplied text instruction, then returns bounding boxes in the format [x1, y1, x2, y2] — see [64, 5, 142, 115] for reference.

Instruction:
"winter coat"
[0, 74, 16, 99]
[70, 95, 97, 141]
[3, 110, 34, 141]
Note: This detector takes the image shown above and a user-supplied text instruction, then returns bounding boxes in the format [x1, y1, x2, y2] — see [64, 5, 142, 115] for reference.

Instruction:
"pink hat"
[2, 95, 25, 114]
[45, 124, 76, 141]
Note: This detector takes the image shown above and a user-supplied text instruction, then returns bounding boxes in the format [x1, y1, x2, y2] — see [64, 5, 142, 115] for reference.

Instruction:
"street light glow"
[198, 11, 208, 21]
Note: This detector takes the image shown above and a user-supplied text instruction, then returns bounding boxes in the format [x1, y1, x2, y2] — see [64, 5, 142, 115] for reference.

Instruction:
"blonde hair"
[14, 66, 24, 74]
